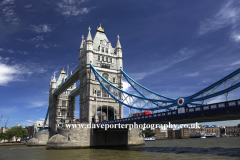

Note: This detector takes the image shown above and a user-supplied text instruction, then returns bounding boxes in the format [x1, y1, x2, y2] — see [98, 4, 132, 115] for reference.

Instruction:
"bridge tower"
[49, 69, 76, 131]
[79, 24, 123, 123]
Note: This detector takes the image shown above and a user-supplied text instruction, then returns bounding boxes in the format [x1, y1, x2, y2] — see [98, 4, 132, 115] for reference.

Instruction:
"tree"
[0, 132, 10, 142]
[6, 126, 28, 142]
[141, 130, 153, 137]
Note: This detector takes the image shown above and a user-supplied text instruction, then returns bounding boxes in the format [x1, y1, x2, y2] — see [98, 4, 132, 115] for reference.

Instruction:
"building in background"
[225, 126, 240, 136]
[1, 127, 9, 133]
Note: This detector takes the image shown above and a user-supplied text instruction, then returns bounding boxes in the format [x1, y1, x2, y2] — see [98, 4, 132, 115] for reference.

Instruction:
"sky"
[0, 0, 240, 128]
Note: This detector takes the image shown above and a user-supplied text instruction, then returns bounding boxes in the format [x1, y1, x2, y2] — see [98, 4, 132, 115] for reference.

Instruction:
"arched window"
[102, 47, 104, 53]
[62, 101, 66, 107]
[102, 73, 109, 81]
[106, 48, 108, 53]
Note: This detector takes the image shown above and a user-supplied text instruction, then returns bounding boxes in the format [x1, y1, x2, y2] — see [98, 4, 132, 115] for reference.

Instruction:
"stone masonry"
[79, 25, 123, 123]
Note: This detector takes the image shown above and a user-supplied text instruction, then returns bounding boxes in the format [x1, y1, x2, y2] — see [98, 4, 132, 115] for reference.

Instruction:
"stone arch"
[97, 106, 117, 121]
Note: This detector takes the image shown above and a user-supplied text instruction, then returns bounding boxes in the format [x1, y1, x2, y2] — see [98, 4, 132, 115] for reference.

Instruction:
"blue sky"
[0, 0, 240, 128]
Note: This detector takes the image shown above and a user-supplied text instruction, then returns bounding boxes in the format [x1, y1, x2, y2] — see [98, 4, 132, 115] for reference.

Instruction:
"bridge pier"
[27, 131, 50, 146]
[46, 123, 144, 149]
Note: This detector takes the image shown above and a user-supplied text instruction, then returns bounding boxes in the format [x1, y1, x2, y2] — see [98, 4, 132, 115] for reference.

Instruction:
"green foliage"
[142, 130, 153, 137]
[5, 126, 28, 141]
[0, 132, 9, 141]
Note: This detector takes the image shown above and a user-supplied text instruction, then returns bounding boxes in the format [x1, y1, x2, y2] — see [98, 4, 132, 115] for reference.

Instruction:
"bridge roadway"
[53, 67, 80, 96]
[98, 99, 240, 125]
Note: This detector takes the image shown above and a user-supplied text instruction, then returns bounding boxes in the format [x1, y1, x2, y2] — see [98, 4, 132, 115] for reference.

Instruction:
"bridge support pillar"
[27, 131, 50, 146]
[46, 123, 144, 149]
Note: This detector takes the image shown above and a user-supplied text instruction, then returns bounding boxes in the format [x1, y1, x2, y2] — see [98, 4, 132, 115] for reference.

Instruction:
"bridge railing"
[53, 66, 79, 95]
[96, 99, 240, 124]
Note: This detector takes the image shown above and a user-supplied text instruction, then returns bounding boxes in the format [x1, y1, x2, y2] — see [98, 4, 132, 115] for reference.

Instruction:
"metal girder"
[189, 68, 240, 99]
[91, 62, 174, 110]
[91, 62, 240, 109]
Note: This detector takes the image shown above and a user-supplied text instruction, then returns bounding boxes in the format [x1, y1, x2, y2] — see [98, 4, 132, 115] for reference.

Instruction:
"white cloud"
[0, 57, 47, 86]
[207, 96, 226, 104]
[26, 120, 34, 123]
[0, 0, 20, 25]
[129, 47, 201, 81]
[0, 63, 18, 85]
[25, 4, 32, 8]
[42, 91, 49, 94]
[0, 106, 18, 114]
[26, 101, 48, 108]
[231, 60, 240, 66]
[186, 72, 200, 77]
[8, 49, 14, 53]
[17, 50, 28, 54]
[123, 80, 131, 92]
[1, 0, 14, 5]
[231, 32, 240, 42]
[56, 0, 90, 17]
[197, 1, 240, 43]
[30, 35, 44, 42]
[35, 43, 50, 48]
[30, 24, 53, 33]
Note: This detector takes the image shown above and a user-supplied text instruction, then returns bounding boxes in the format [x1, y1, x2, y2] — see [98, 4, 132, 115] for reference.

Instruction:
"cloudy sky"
[0, 0, 240, 128]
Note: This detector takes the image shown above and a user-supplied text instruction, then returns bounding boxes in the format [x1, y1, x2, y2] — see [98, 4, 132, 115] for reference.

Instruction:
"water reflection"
[0, 137, 239, 160]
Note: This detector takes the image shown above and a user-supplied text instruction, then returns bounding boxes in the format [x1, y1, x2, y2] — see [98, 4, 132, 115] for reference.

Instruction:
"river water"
[0, 137, 240, 160]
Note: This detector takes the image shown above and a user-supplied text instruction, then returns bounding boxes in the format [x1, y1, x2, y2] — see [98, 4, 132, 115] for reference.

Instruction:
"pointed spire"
[52, 72, 56, 82]
[116, 35, 122, 49]
[86, 26, 92, 41]
[80, 35, 84, 49]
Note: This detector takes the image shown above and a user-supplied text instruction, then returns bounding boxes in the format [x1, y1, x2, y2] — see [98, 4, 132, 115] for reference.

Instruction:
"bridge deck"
[53, 71, 79, 95]
[98, 99, 240, 125]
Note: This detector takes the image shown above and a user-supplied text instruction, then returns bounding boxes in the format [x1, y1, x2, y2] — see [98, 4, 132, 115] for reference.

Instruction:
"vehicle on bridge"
[130, 111, 151, 117]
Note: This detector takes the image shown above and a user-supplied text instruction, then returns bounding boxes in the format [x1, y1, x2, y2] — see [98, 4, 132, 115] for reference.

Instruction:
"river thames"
[0, 137, 239, 160]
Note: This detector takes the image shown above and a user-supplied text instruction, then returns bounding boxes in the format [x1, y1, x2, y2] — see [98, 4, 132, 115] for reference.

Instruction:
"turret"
[115, 35, 122, 57]
[51, 72, 56, 89]
[79, 35, 84, 57]
[86, 26, 93, 51]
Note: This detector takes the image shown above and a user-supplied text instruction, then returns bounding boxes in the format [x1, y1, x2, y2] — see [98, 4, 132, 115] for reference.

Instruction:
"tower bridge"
[27, 24, 240, 148]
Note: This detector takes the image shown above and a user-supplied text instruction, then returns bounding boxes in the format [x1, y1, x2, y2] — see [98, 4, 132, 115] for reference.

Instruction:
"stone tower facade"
[79, 24, 123, 123]
[49, 69, 76, 131]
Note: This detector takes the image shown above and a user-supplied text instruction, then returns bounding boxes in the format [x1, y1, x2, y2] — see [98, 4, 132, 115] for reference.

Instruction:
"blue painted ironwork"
[121, 68, 173, 100]
[90, 62, 174, 110]
[43, 106, 49, 130]
[91, 62, 240, 110]
[121, 68, 200, 107]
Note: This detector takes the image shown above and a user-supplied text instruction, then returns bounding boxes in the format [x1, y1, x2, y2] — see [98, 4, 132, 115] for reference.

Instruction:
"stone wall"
[27, 131, 50, 146]
[167, 128, 189, 139]
[128, 128, 145, 145]
[155, 129, 166, 139]
[46, 123, 144, 149]
[167, 128, 175, 139]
